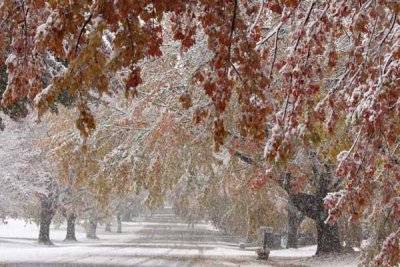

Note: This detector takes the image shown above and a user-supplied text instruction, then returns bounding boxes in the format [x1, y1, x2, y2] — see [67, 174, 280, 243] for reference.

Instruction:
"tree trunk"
[287, 201, 304, 248]
[117, 213, 122, 233]
[316, 221, 342, 255]
[65, 214, 77, 241]
[235, 157, 343, 254]
[105, 223, 112, 232]
[39, 216, 52, 245]
[290, 193, 342, 254]
[38, 196, 55, 245]
[287, 217, 299, 248]
[86, 218, 98, 239]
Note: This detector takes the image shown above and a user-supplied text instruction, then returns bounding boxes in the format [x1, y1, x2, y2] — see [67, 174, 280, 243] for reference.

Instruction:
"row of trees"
[0, 113, 148, 244]
[0, 0, 399, 266]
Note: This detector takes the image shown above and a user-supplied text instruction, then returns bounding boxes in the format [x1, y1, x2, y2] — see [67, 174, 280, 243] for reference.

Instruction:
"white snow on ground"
[0, 217, 359, 267]
[298, 253, 360, 267]
[270, 245, 316, 258]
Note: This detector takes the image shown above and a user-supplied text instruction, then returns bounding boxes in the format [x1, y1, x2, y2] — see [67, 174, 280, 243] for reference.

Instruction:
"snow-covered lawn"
[0, 218, 359, 267]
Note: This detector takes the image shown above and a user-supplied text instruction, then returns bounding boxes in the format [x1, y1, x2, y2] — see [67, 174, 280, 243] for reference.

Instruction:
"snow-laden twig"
[256, 22, 282, 47]
[248, 0, 264, 35]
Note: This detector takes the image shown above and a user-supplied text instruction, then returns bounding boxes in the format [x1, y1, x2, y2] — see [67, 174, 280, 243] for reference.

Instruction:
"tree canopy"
[0, 0, 399, 265]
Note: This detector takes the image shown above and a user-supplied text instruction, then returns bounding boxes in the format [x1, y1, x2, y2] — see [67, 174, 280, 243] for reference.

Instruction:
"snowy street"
[0, 211, 358, 267]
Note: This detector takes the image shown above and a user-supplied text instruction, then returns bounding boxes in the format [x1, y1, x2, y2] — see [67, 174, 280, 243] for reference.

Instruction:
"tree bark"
[117, 213, 122, 233]
[287, 217, 299, 248]
[105, 223, 112, 232]
[65, 214, 77, 241]
[316, 220, 342, 255]
[290, 193, 342, 254]
[287, 201, 304, 248]
[86, 217, 98, 239]
[38, 216, 52, 245]
[38, 196, 55, 245]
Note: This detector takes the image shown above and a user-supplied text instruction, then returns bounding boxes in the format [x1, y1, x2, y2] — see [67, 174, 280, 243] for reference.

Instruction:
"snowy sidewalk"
[0, 214, 358, 267]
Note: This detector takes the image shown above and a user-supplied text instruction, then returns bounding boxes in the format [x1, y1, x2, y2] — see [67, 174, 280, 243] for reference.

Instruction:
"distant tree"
[0, 116, 59, 245]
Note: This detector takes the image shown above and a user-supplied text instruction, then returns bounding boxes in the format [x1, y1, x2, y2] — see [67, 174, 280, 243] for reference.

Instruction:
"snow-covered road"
[0, 212, 358, 267]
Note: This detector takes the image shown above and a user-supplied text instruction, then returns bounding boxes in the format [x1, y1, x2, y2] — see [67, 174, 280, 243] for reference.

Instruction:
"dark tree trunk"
[117, 213, 122, 233]
[287, 201, 304, 248]
[65, 214, 77, 241]
[38, 196, 55, 245]
[287, 218, 299, 248]
[86, 217, 98, 239]
[39, 216, 52, 245]
[234, 153, 343, 255]
[316, 220, 342, 255]
[105, 223, 112, 232]
[290, 193, 342, 254]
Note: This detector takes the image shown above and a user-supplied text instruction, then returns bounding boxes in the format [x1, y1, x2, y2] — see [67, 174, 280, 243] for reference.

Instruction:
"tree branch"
[234, 151, 254, 165]
[290, 193, 325, 221]
[248, 0, 264, 34]
[293, 1, 316, 53]
[269, 24, 281, 78]
[75, 12, 93, 54]
[256, 22, 282, 47]
[126, 16, 136, 58]
[227, 0, 238, 64]
[379, 12, 396, 48]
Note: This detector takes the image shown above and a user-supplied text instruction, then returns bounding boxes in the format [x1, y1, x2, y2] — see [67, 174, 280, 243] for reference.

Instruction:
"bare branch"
[256, 22, 282, 47]
[227, 0, 238, 65]
[269, 24, 281, 78]
[248, 0, 264, 34]
[75, 12, 93, 54]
